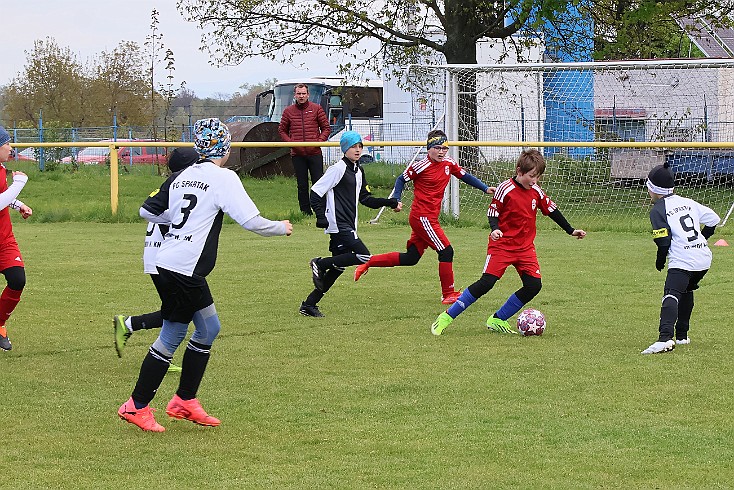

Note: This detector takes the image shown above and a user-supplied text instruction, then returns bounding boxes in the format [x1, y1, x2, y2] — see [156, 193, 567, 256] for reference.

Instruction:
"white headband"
[646, 179, 673, 196]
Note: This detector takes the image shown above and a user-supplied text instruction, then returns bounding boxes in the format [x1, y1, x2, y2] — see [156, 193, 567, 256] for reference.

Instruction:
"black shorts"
[328, 230, 370, 257]
[664, 268, 708, 295]
[155, 267, 214, 324]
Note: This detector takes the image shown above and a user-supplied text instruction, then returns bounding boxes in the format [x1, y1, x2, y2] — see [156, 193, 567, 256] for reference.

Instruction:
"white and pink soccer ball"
[516, 308, 546, 336]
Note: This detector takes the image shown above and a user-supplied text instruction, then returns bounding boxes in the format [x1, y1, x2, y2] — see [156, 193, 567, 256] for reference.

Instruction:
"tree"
[179, 0, 734, 69]
[3, 38, 86, 126]
[588, 0, 734, 60]
[88, 42, 152, 126]
[179, 0, 575, 163]
[178, 1, 571, 72]
[1, 38, 154, 128]
[145, 8, 167, 140]
[229, 78, 279, 116]
[179, 0, 734, 164]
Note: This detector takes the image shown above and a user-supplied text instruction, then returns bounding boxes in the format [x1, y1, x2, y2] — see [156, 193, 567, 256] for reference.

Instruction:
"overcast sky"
[1, 0, 358, 98]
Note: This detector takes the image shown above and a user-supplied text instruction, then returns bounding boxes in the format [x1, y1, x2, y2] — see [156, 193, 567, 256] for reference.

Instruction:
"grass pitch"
[1, 167, 733, 488]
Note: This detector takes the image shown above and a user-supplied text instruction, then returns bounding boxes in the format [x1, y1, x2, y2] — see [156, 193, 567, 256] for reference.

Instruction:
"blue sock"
[494, 294, 524, 321]
[447, 289, 477, 318]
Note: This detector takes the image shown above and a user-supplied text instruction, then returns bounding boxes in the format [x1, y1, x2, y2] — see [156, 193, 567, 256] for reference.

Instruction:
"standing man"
[278, 83, 331, 215]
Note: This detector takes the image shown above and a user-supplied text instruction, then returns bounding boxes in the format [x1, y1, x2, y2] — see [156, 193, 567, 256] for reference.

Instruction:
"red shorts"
[483, 246, 540, 279]
[0, 238, 24, 270]
[407, 215, 450, 254]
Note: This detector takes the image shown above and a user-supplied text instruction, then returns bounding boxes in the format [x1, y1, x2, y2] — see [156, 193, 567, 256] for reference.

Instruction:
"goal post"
[404, 60, 734, 227]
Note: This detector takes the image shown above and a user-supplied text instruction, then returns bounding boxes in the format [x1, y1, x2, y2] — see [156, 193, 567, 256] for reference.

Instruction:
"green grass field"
[1, 165, 733, 488]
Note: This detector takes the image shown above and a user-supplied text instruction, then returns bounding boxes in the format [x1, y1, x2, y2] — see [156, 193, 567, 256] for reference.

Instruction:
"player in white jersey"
[641, 164, 720, 355]
[118, 118, 293, 432]
[113, 147, 199, 364]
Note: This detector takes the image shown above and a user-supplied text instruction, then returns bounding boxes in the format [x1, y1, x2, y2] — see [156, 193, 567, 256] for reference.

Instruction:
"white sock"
[124, 316, 133, 332]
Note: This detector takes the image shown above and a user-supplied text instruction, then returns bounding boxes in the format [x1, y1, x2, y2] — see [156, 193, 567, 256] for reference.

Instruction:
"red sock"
[367, 252, 401, 268]
[0, 287, 23, 326]
[438, 262, 456, 297]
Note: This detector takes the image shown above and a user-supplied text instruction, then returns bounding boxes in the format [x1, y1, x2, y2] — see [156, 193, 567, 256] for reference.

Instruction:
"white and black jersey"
[143, 222, 169, 274]
[310, 157, 397, 234]
[142, 160, 263, 277]
[650, 194, 720, 271]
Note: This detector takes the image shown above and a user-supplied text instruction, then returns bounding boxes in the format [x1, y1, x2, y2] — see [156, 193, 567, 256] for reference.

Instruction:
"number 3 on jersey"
[172, 194, 197, 229]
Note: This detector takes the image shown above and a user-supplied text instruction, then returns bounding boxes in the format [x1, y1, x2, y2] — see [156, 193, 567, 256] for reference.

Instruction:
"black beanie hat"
[168, 147, 200, 172]
[646, 164, 674, 195]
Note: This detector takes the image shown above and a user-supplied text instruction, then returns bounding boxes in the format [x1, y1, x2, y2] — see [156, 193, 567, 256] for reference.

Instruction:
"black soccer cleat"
[310, 258, 326, 292]
[0, 333, 12, 351]
[299, 302, 325, 318]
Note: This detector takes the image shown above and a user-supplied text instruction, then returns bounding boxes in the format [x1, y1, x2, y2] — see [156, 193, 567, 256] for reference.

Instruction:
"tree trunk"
[443, 19, 480, 170]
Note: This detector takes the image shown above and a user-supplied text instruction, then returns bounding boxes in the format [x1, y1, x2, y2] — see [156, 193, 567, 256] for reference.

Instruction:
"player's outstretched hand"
[486, 186, 496, 194]
[394, 202, 403, 213]
[20, 204, 32, 219]
[281, 220, 293, 236]
[572, 229, 586, 239]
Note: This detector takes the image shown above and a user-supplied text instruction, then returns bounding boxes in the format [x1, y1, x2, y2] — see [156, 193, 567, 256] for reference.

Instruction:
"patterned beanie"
[193, 118, 231, 159]
[0, 126, 10, 147]
[340, 131, 362, 153]
[646, 164, 674, 195]
[168, 147, 200, 172]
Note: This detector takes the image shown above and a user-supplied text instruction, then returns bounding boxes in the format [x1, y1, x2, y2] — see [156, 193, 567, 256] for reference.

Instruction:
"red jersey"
[487, 178, 557, 253]
[0, 165, 15, 243]
[402, 155, 466, 219]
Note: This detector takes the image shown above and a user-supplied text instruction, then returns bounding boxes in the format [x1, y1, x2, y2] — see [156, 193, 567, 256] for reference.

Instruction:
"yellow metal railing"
[11, 140, 734, 215]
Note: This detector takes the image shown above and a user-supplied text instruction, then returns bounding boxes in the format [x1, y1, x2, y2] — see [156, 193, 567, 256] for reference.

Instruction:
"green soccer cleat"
[114, 315, 132, 358]
[167, 363, 183, 373]
[486, 316, 518, 334]
[431, 312, 453, 336]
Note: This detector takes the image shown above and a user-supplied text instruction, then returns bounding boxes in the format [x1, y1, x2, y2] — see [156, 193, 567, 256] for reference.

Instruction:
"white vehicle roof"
[274, 77, 382, 88]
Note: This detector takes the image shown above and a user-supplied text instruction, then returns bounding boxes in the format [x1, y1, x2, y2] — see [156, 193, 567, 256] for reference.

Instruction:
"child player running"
[117, 118, 292, 432]
[300, 131, 401, 317]
[431, 148, 586, 336]
[641, 164, 720, 354]
[113, 147, 200, 369]
[354, 130, 493, 305]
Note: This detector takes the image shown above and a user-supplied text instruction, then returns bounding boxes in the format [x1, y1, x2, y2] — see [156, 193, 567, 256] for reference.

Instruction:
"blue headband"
[427, 135, 448, 150]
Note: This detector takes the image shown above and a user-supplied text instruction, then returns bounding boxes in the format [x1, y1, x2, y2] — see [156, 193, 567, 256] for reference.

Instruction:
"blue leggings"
[152, 304, 221, 357]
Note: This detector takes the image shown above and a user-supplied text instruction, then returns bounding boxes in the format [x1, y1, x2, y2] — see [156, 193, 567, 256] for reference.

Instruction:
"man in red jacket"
[278, 83, 331, 215]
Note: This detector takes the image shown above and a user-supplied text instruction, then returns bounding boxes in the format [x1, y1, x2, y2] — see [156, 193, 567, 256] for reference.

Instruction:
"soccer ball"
[516, 308, 546, 336]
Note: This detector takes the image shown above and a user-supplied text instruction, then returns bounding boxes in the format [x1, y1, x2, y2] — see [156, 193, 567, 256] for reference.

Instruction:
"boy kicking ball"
[431, 149, 585, 336]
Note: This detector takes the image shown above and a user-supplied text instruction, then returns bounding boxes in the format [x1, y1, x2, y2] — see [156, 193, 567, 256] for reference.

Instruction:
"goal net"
[390, 60, 734, 229]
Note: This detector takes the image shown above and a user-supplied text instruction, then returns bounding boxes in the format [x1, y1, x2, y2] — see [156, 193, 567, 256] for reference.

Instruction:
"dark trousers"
[658, 268, 707, 342]
[292, 154, 324, 214]
[304, 231, 370, 306]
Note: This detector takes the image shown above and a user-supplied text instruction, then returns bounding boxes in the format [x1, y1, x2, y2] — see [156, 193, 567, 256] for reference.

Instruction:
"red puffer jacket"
[278, 101, 331, 156]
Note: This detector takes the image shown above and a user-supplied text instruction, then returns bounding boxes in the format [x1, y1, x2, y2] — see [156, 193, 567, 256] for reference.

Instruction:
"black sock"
[177, 340, 211, 400]
[131, 348, 171, 408]
[130, 311, 163, 331]
[305, 289, 324, 306]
